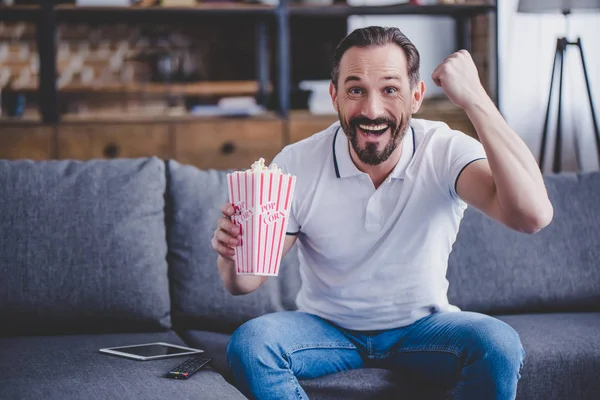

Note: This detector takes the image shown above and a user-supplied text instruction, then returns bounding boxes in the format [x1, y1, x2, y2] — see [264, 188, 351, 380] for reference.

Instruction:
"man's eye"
[349, 88, 363, 95]
[384, 87, 398, 94]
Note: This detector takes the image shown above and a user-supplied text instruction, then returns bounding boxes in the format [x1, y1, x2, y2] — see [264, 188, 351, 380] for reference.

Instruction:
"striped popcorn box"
[227, 159, 296, 276]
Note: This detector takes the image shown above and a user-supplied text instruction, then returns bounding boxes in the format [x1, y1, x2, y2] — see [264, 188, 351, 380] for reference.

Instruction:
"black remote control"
[166, 356, 212, 380]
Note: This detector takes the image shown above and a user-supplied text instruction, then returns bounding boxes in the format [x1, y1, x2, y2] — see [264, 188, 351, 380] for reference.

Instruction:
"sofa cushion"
[0, 331, 245, 400]
[183, 312, 600, 400]
[0, 158, 171, 335]
[301, 369, 446, 400]
[180, 329, 233, 380]
[180, 329, 445, 399]
[448, 172, 600, 314]
[498, 312, 600, 400]
[166, 161, 301, 333]
[301, 313, 600, 400]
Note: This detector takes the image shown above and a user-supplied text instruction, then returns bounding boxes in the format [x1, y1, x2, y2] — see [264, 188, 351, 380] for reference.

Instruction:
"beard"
[338, 111, 410, 166]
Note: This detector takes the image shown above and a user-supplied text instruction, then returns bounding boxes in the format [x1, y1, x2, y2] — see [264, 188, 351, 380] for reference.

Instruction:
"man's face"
[330, 44, 423, 166]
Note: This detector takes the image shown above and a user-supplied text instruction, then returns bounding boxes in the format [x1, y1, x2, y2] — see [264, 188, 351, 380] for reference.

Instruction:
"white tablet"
[99, 342, 204, 361]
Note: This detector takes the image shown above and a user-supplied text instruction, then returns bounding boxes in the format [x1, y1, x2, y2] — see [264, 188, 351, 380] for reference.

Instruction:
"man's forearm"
[218, 256, 267, 295]
[465, 94, 553, 228]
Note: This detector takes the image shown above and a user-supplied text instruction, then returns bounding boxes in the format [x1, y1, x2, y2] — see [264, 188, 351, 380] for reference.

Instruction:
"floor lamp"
[518, 0, 600, 173]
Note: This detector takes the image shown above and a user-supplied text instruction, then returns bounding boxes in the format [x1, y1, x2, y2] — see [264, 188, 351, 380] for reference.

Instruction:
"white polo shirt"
[271, 119, 487, 331]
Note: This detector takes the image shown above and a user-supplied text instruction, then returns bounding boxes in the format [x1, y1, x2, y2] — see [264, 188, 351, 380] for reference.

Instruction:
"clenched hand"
[432, 50, 488, 111]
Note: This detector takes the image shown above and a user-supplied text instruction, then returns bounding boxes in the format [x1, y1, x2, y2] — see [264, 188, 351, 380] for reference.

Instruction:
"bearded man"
[212, 26, 553, 400]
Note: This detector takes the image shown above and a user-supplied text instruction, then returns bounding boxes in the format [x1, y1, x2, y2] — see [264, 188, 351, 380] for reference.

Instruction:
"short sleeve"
[270, 149, 301, 235]
[445, 131, 487, 199]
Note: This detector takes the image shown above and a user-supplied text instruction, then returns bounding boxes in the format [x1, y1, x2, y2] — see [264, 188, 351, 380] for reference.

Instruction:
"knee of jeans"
[464, 318, 525, 371]
[226, 315, 280, 367]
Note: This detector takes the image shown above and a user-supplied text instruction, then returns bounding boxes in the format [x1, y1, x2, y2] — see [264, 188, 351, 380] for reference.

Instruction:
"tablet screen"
[115, 344, 192, 357]
[99, 342, 204, 360]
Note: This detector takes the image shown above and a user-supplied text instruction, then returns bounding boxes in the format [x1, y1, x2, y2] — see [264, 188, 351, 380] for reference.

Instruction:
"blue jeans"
[226, 310, 525, 400]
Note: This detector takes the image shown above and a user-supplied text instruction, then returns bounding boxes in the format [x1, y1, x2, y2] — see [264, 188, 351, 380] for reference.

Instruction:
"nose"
[362, 93, 385, 121]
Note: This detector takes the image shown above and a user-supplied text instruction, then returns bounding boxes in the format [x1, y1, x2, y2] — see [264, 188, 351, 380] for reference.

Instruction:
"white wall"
[347, 15, 456, 99]
[499, 0, 600, 172]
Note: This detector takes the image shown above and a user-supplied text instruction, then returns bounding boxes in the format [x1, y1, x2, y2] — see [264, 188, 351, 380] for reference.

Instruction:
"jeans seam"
[286, 366, 304, 400]
[453, 380, 464, 400]
[452, 355, 469, 400]
[390, 345, 462, 358]
[283, 343, 357, 358]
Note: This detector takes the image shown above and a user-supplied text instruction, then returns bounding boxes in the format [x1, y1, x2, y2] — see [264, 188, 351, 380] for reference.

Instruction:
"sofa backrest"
[166, 161, 301, 334]
[447, 172, 600, 314]
[167, 164, 600, 331]
[0, 158, 171, 336]
[6, 157, 592, 337]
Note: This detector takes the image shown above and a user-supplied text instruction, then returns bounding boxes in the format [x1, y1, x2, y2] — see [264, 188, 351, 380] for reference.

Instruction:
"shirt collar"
[332, 123, 415, 180]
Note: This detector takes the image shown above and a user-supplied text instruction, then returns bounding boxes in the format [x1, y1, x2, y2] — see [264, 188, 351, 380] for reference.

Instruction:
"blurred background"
[0, 0, 532, 172]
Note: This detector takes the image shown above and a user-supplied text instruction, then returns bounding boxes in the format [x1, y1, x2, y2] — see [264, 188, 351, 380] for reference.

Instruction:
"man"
[212, 26, 553, 400]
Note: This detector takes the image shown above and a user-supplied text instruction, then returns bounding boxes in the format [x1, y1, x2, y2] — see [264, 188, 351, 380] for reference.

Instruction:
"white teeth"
[359, 124, 388, 131]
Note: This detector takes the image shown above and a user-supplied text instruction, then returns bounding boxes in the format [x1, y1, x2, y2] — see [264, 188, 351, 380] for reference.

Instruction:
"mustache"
[349, 116, 396, 127]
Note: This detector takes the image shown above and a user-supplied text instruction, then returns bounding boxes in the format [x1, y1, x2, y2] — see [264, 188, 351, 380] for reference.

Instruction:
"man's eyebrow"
[344, 76, 361, 84]
[343, 75, 403, 84]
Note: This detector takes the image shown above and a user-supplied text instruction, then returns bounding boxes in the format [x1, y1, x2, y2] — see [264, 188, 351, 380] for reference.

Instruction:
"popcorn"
[227, 158, 296, 276]
[248, 157, 283, 174]
[249, 157, 267, 171]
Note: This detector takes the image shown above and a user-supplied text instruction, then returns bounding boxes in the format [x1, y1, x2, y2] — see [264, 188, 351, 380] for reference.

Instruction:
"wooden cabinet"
[415, 100, 477, 138]
[173, 117, 284, 170]
[0, 99, 476, 169]
[56, 122, 171, 160]
[0, 124, 55, 160]
[287, 112, 338, 144]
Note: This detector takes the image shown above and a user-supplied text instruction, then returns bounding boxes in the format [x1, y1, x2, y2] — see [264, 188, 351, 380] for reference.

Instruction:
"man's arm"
[432, 50, 553, 234]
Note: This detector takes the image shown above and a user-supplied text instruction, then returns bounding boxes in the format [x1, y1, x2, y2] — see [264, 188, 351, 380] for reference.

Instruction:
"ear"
[411, 80, 426, 114]
[329, 81, 339, 113]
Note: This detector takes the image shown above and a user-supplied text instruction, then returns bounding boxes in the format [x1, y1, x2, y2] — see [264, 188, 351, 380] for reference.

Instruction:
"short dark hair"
[331, 26, 420, 88]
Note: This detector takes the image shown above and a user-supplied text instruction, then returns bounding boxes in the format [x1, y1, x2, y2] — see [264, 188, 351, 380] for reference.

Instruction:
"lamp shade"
[518, 0, 600, 14]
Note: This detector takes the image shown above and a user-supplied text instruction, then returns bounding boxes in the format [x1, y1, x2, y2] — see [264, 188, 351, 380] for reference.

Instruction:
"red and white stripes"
[227, 170, 296, 276]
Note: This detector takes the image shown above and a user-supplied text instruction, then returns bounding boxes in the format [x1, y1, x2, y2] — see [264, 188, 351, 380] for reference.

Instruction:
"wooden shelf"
[56, 3, 275, 11]
[0, 98, 469, 125]
[15, 80, 269, 96]
[0, 115, 43, 126]
[58, 111, 280, 124]
[0, 111, 280, 125]
[54, 3, 276, 21]
[0, 2, 495, 22]
[0, 3, 276, 22]
[289, 3, 495, 17]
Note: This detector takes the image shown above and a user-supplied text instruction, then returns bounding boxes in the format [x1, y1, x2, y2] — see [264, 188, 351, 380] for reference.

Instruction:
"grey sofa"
[1, 157, 598, 400]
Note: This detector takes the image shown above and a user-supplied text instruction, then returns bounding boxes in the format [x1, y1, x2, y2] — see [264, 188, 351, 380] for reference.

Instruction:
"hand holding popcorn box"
[227, 158, 297, 276]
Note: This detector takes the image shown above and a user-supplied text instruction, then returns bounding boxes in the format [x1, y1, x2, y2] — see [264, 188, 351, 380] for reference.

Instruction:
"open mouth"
[358, 123, 389, 137]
